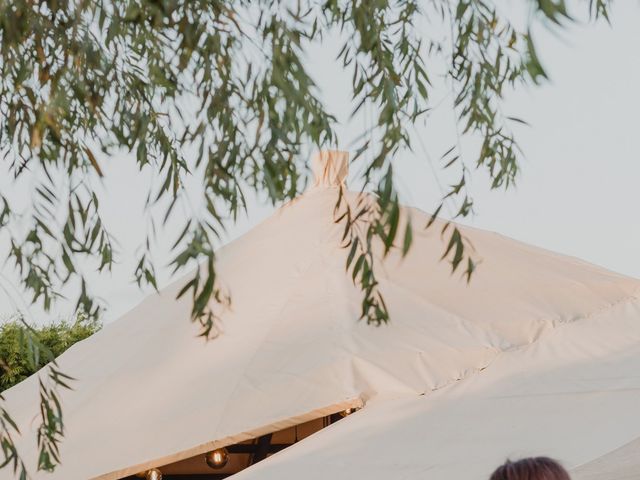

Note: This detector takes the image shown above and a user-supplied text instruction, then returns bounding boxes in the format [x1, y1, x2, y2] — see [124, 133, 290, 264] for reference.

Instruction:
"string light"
[146, 469, 162, 480]
[339, 406, 360, 417]
[135, 469, 162, 480]
[205, 448, 229, 469]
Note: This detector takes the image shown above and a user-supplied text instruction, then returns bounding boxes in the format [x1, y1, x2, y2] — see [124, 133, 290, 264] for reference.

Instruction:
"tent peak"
[311, 150, 348, 188]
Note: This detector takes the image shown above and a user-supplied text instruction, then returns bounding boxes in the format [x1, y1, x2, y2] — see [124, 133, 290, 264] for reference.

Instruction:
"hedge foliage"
[0, 316, 100, 392]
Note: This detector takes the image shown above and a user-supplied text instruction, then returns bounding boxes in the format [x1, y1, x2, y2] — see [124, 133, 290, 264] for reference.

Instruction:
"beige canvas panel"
[572, 437, 640, 480]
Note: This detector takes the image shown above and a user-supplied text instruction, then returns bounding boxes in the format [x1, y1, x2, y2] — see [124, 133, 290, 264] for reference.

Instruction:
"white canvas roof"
[2, 151, 639, 479]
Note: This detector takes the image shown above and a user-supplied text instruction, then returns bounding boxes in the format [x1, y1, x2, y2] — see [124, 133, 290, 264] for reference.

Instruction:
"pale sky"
[1, 2, 639, 324]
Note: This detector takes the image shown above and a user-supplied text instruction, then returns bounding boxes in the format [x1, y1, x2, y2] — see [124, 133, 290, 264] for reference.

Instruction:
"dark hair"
[490, 457, 571, 480]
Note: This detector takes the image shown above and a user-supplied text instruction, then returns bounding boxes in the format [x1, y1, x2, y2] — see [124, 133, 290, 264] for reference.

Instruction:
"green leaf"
[402, 220, 413, 257]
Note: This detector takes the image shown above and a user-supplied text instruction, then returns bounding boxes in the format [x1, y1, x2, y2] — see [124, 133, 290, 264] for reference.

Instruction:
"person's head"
[490, 457, 571, 480]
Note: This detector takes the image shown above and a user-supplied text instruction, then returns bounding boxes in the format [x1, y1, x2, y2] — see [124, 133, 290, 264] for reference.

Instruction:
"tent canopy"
[2, 151, 639, 480]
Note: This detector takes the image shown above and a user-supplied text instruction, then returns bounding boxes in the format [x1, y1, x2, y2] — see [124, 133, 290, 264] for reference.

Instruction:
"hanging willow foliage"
[0, 0, 610, 476]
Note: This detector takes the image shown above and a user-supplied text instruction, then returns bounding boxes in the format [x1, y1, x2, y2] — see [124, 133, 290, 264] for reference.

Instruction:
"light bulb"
[340, 406, 360, 417]
[135, 468, 162, 479]
[205, 447, 229, 469]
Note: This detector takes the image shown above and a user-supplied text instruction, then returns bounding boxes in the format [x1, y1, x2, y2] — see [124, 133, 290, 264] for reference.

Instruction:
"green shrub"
[0, 315, 100, 392]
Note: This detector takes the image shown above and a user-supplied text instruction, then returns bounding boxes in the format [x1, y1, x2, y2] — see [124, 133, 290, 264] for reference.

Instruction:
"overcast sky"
[1, 1, 639, 324]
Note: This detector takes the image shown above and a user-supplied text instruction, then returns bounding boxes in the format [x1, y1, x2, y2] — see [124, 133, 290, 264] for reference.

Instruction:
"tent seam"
[421, 287, 640, 398]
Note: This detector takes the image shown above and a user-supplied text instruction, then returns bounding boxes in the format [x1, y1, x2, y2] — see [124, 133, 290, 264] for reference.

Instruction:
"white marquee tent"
[2, 151, 640, 480]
